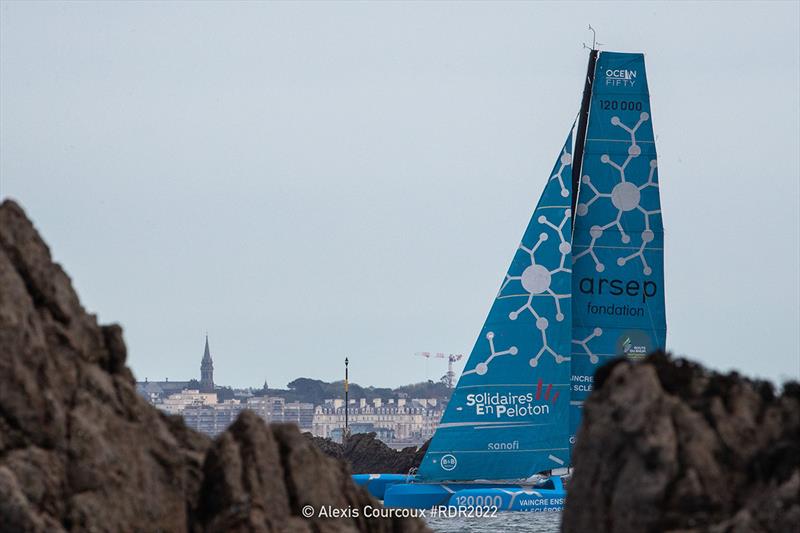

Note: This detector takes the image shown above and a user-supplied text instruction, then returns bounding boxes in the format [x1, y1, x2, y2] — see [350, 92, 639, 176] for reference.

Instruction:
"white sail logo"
[440, 454, 457, 471]
[605, 69, 637, 87]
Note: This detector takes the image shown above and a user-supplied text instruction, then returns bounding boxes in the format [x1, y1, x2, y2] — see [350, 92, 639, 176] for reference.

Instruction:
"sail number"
[453, 494, 502, 513]
[599, 99, 643, 111]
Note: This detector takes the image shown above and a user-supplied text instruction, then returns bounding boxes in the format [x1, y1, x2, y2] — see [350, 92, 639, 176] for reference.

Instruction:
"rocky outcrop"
[562, 352, 799, 533]
[196, 413, 416, 533]
[0, 199, 426, 533]
[307, 433, 430, 475]
[307, 434, 346, 462]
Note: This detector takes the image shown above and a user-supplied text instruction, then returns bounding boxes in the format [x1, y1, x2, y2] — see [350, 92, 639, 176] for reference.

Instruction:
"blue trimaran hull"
[353, 49, 665, 512]
[352, 475, 565, 512]
[385, 478, 565, 512]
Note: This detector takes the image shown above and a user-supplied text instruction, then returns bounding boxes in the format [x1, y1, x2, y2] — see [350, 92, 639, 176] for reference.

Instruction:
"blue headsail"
[570, 52, 667, 447]
[418, 129, 575, 481]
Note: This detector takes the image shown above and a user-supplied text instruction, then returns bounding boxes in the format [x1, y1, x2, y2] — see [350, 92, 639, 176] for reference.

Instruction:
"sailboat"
[355, 48, 667, 511]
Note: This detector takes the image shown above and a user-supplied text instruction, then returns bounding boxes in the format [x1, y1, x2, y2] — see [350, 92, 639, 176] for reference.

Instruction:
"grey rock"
[307, 432, 430, 474]
[562, 352, 799, 533]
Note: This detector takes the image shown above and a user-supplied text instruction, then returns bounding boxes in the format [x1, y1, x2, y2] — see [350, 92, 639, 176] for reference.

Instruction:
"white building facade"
[312, 398, 444, 446]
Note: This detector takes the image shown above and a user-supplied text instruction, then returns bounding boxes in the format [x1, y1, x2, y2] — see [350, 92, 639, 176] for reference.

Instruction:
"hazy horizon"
[2, 1, 798, 388]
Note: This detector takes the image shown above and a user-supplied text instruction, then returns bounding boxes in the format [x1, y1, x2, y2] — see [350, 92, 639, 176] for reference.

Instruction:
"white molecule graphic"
[528, 320, 569, 368]
[549, 148, 573, 198]
[574, 112, 660, 275]
[496, 208, 572, 368]
[463, 331, 518, 376]
[500, 208, 572, 322]
[572, 328, 603, 364]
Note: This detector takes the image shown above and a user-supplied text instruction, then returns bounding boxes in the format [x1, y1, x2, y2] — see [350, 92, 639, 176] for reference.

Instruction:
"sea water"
[425, 510, 561, 532]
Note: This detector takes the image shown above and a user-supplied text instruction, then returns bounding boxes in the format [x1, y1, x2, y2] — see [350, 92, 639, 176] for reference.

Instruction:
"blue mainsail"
[570, 52, 667, 447]
[418, 130, 575, 481]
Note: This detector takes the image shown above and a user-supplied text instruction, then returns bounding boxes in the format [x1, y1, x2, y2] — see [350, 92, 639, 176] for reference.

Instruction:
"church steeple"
[200, 335, 214, 393]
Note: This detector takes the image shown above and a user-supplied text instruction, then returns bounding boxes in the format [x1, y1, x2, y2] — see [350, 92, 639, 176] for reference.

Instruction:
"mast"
[571, 49, 599, 226]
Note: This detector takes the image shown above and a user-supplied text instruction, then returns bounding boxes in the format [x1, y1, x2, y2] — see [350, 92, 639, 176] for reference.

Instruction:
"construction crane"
[414, 352, 464, 388]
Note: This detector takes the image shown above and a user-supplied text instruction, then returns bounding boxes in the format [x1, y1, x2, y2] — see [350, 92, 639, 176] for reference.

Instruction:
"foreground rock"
[0, 199, 427, 533]
[563, 352, 799, 533]
[197, 413, 416, 533]
[307, 433, 430, 474]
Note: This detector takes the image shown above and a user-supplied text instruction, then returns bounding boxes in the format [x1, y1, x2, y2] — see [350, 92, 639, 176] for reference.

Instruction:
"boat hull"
[351, 473, 411, 499]
[383, 482, 528, 509]
[448, 486, 565, 512]
[384, 476, 565, 511]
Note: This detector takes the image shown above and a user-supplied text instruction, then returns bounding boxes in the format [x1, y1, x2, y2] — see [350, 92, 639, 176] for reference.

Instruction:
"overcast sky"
[2, 1, 798, 388]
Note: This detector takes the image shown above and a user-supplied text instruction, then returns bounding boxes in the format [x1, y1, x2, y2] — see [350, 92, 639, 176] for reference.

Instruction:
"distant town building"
[246, 395, 285, 421]
[183, 400, 245, 435]
[135, 336, 445, 442]
[136, 379, 190, 404]
[200, 335, 214, 393]
[313, 397, 444, 446]
[176, 397, 313, 436]
[135, 336, 214, 403]
[284, 402, 314, 431]
[159, 389, 217, 414]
